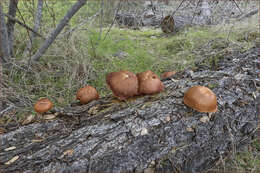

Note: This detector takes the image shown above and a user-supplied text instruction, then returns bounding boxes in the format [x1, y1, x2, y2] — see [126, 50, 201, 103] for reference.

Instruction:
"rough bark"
[199, 0, 211, 24]
[6, 0, 18, 57]
[0, 3, 11, 64]
[0, 47, 259, 173]
[23, 0, 43, 56]
[31, 0, 87, 62]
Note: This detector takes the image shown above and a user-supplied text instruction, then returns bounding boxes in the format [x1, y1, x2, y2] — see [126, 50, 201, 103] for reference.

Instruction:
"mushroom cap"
[161, 71, 176, 79]
[76, 86, 99, 104]
[183, 86, 217, 113]
[34, 98, 53, 114]
[137, 70, 164, 95]
[106, 70, 138, 100]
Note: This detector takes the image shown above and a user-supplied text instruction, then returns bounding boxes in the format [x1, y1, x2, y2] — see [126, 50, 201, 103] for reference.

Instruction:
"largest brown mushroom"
[137, 70, 164, 95]
[106, 70, 138, 100]
[183, 86, 217, 113]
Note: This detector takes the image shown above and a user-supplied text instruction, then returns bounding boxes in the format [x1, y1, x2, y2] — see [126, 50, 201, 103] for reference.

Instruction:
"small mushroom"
[183, 86, 217, 113]
[160, 71, 176, 79]
[137, 70, 164, 95]
[106, 70, 138, 100]
[76, 86, 99, 104]
[34, 98, 53, 114]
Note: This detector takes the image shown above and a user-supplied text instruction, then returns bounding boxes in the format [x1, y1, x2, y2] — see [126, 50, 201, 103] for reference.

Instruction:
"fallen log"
[0, 47, 259, 173]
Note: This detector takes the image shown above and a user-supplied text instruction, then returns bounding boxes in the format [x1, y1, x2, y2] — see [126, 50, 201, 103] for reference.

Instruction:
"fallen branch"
[0, 47, 258, 173]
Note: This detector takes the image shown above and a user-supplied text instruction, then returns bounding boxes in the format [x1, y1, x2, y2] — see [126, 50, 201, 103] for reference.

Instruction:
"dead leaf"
[4, 146, 16, 151]
[88, 106, 99, 115]
[60, 149, 74, 158]
[63, 149, 74, 156]
[22, 114, 35, 125]
[200, 116, 210, 123]
[0, 127, 7, 134]
[43, 114, 56, 120]
[141, 128, 148, 135]
[165, 116, 171, 122]
[31, 139, 44, 143]
[186, 127, 194, 132]
[4, 155, 19, 165]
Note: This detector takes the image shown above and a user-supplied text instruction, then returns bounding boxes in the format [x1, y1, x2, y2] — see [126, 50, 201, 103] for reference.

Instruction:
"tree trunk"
[31, 0, 87, 62]
[6, 0, 18, 57]
[23, 0, 43, 56]
[0, 3, 11, 64]
[0, 47, 259, 173]
[199, 0, 211, 24]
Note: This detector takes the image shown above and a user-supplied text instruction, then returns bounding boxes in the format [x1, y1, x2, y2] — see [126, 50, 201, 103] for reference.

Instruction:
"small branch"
[103, 0, 122, 41]
[238, 9, 258, 21]
[31, 0, 87, 62]
[170, 0, 186, 17]
[231, 0, 243, 14]
[3, 13, 45, 39]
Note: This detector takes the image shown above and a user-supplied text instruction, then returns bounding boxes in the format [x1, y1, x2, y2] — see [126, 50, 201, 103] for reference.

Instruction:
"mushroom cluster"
[137, 70, 164, 95]
[183, 86, 217, 113]
[76, 85, 99, 104]
[33, 70, 218, 118]
[106, 70, 139, 100]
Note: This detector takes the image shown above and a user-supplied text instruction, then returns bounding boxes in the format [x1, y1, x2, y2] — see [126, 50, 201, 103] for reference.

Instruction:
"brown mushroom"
[76, 86, 99, 104]
[137, 70, 164, 95]
[160, 71, 176, 79]
[106, 70, 138, 100]
[34, 98, 53, 114]
[183, 86, 217, 113]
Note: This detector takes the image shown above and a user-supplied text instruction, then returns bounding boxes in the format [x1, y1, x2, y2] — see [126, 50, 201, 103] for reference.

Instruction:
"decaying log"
[0, 47, 259, 173]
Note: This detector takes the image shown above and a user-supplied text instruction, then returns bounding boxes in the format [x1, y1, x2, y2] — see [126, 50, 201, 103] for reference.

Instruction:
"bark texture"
[6, 0, 18, 57]
[0, 4, 11, 64]
[0, 47, 259, 173]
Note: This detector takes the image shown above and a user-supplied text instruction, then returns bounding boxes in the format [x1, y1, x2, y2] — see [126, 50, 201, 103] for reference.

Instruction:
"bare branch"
[32, 0, 87, 62]
[3, 13, 45, 39]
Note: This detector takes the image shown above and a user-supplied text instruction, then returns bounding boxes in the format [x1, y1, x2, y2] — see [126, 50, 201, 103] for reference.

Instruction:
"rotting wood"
[0, 47, 259, 173]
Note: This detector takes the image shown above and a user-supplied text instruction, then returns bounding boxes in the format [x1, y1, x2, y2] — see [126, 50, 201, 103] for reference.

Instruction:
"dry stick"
[99, 0, 104, 40]
[58, 9, 102, 39]
[238, 9, 258, 21]
[31, 0, 87, 62]
[3, 13, 44, 39]
[231, 0, 243, 14]
[6, 0, 18, 57]
[170, 0, 186, 17]
[103, 0, 122, 41]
